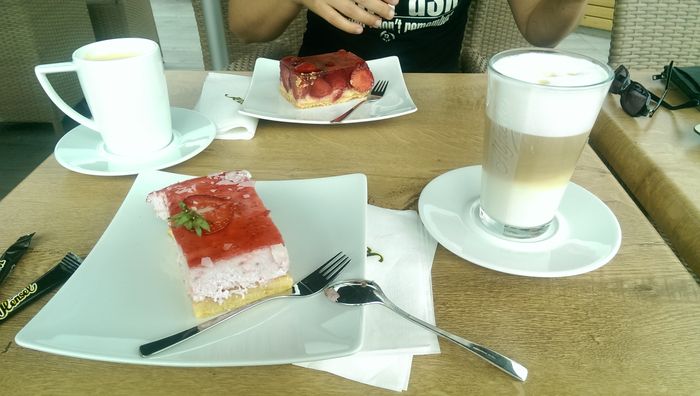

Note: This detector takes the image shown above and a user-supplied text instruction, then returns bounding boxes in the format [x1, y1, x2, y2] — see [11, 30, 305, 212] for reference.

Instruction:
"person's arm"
[228, 0, 398, 42]
[507, 0, 588, 47]
[227, 1, 301, 42]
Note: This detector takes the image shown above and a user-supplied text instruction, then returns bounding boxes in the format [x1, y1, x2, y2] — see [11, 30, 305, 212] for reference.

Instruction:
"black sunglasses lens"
[610, 65, 629, 94]
[612, 62, 676, 117]
[620, 83, 651, 116]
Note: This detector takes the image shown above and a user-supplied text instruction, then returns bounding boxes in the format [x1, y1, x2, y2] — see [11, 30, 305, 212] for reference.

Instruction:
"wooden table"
[1, 71, 699, 395]
[590, 71, 700, 276]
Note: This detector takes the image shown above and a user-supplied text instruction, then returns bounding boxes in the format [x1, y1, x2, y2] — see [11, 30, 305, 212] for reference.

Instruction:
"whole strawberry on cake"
[279, 50, 374, 108]
[147, 171, 293, 318]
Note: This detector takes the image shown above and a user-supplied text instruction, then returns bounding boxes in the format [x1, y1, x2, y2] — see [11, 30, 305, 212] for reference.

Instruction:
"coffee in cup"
[35, 38, 172, 157]
[479, 49, 613, 239]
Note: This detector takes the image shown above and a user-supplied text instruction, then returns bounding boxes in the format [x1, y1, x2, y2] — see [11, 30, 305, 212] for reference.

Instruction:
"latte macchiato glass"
[35, 38, 172, 157]
[479, 49, 613, 239]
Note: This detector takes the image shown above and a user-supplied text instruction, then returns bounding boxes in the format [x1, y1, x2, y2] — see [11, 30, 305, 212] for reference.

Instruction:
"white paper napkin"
[295, 205, 440, 392]
[194, 73, 258, 140]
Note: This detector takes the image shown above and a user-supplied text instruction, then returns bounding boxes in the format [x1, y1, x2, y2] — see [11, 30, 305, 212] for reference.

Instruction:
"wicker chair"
[461, 0, 530, 72]
[0, 0, 95, 134]
[86, 0, 160, 44]
[608, 0, 700, 69]
[192, 0, 306, 71]
[192, 0, 527, 72]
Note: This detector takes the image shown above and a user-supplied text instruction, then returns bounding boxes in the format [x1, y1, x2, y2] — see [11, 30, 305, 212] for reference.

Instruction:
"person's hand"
[299, 0, 398, 34]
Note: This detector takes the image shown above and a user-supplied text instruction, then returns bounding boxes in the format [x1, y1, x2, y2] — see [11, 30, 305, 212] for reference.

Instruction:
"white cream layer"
[185, 244, 290, 303]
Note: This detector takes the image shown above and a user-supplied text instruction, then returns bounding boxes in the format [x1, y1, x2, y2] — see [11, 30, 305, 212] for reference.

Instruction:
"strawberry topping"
[350, 66, 374, 92]
[309, 77, 332, 98]
[291, 80, 310, 99]
[279, 50, 375, 107]
[153, 172, 285, 268]
[294, 62, 319, 73]
[182, 195, 232, 234]
[325, 71, 348, 90]
[280, 67, 291, 91]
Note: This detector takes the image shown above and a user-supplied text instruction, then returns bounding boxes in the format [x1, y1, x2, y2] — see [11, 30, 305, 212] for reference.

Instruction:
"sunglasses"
[609, 61, 674, 117]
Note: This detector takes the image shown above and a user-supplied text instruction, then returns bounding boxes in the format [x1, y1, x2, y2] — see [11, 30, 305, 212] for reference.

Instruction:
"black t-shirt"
[299, 0, 472, 72]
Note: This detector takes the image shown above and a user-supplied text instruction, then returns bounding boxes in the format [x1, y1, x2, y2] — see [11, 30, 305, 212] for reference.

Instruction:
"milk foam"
[487, 51, 612, 137]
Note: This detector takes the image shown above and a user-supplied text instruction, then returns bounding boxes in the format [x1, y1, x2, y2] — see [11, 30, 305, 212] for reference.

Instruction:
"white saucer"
[54, 107, 216, 176]
[418, 166, 622, 277]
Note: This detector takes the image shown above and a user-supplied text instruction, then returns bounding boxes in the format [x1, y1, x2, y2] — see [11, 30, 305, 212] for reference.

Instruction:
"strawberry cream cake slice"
[279, 49, 374, 108]
[147, 171, 293, 318]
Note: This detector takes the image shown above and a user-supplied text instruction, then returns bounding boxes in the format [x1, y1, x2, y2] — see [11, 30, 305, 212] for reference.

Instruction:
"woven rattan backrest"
[87, 0, 160, 43]
[1, 0, 94, 132]
[461, 0, 530, 72]
[608, 0, 700, 69]
[192, 0, 306, 70]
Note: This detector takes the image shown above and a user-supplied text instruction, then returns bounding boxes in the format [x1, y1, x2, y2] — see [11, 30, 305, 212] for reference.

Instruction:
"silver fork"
[331, 80, 389, 123]
[139, 252, 351, 357]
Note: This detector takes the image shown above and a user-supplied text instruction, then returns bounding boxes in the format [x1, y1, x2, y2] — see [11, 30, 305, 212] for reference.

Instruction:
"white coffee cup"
[479, 48, 613, 239]
[35, 38, 172, 156]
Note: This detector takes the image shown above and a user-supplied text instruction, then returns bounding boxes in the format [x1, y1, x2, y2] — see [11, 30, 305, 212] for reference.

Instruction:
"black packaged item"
[0, 233, 35, 287]
[669, 66, 700, 100]
[0, 252, 82, 323]
[653, 65, 700, 109]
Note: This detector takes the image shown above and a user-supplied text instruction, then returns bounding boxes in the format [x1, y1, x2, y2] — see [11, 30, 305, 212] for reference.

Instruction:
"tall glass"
[479, 48, 613, 239]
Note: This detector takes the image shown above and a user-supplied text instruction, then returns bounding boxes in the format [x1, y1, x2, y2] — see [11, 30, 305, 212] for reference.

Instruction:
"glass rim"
[487, 48, 614, 90]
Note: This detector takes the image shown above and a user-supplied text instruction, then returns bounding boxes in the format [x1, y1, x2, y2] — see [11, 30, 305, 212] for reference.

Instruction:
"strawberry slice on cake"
[147, 171, 293, 318]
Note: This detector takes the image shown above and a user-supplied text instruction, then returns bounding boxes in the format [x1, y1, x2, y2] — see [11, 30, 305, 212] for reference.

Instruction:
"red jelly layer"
[156, 172, 284, 268]
[280, 50, 374, 107]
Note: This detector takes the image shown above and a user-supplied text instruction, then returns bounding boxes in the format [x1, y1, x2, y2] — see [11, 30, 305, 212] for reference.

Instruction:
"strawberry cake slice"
[279, 50, 374, 108]
[147, 171, 293, 318]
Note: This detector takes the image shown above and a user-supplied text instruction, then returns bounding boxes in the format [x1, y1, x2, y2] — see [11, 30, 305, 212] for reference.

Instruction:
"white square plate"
[239, 56, 417, 124]
[16, 171, 367, 366]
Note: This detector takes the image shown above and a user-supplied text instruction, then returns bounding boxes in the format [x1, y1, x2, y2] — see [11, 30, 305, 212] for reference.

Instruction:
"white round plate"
[418, 166, 622, 277]
[54, 107, 216, 176]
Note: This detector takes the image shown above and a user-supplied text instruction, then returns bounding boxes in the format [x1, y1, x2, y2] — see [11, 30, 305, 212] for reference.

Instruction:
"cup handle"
[35, 63, 99, 131]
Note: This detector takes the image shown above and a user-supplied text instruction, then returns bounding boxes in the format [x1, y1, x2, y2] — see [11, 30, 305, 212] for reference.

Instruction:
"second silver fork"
[331, 80, 389, 123]
[139, 252, 350, 357]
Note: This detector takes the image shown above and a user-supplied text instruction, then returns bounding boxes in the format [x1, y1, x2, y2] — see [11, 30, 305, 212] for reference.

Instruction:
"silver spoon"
[324, 279, 528, 381]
